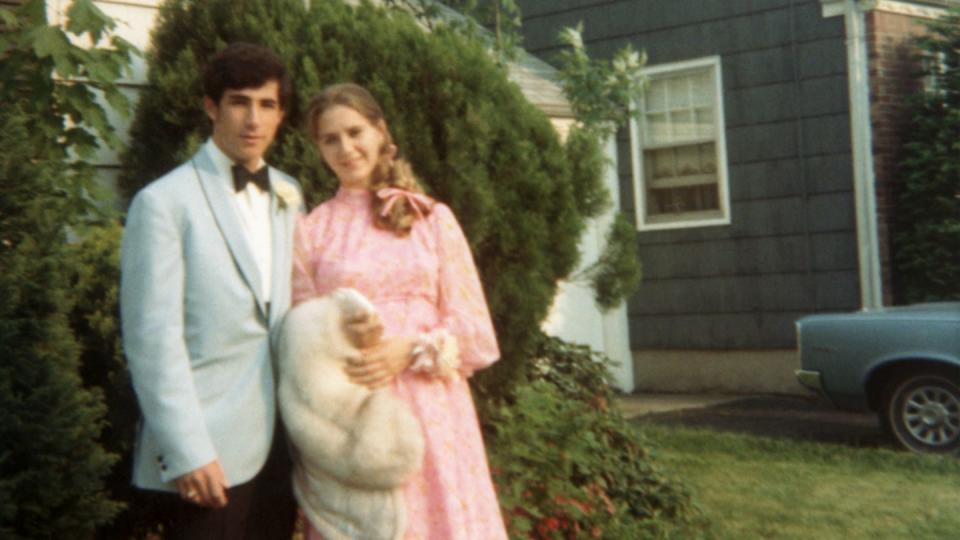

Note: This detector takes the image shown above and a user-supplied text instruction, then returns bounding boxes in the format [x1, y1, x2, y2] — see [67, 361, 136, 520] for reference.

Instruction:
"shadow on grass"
[631, 394, 889, 449]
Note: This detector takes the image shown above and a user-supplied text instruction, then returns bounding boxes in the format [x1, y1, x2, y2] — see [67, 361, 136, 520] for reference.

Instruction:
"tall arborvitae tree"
[0, 1, 133, 536]
[893, 7, 960, 302]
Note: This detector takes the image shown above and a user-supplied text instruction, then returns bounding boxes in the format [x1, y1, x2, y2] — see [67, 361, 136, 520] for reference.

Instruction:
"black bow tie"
[232, 165, 270, 193]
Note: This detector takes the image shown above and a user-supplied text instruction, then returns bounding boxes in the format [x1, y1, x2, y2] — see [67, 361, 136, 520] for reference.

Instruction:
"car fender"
[862, 353, 960, 411]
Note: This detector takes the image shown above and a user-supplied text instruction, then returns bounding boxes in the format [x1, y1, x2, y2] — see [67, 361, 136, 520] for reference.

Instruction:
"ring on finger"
[186, 490, 199, 499]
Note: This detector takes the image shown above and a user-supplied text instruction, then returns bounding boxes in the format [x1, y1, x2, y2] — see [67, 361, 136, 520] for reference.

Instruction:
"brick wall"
[865, 10, 934, 304]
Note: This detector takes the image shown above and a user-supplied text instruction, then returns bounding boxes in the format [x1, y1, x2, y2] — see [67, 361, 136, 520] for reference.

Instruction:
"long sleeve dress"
[291, 187, 508, 540]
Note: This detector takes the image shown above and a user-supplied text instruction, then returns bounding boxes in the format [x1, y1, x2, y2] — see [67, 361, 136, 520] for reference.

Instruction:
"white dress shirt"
[205, 140, 273, 302]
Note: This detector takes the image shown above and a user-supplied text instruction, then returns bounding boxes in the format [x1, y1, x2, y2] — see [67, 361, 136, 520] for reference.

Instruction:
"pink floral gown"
[291, 187, 508, 540]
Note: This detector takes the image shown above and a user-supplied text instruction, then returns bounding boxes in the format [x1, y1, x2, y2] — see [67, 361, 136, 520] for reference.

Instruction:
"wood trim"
[875, 0, 953, 18]
[629, 56, 732, 232]
[822, 0, 953, 19]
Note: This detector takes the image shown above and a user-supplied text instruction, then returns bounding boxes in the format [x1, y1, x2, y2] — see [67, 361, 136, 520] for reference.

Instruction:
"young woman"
[292, 83, 507, 540]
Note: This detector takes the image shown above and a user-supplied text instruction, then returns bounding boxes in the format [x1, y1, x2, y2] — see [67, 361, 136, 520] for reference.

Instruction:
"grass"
[633, 423, 960, 540]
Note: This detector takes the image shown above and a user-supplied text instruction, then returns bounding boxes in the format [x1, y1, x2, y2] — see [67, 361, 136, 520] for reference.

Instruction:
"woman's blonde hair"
[306, 83, 431, 235]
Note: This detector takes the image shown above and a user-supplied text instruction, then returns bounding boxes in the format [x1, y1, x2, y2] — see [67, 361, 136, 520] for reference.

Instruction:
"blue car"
[795, 303, 960, 454]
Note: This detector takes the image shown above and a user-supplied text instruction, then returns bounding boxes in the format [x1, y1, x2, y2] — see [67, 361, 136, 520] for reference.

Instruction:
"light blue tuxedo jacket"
[120, 142, 302, 491]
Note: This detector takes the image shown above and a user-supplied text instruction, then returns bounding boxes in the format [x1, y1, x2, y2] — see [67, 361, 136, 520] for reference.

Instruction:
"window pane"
[676, 145, 699, 177]
[699, 184, 719, 210]
[671, 110, 695, 140]
[647, 184, 721, 216]
[646, 188, 670, 216]
[667, 76, 689, 108]
[695, 107, 714, 138]
[646, 80, 668, 112]
[645, 148, 676, 180]
[691, 70, 713, 106]
[645, 144, 715, 187]
[644, 112, 670, 145]
[699, 143, 716, 174]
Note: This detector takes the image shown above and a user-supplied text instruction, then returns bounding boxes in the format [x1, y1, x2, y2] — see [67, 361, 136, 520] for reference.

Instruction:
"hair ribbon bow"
[377, 187, 433, 220]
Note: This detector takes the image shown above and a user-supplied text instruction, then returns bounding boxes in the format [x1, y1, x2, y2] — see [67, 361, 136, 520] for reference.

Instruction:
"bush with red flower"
[480, 334, 697, 539]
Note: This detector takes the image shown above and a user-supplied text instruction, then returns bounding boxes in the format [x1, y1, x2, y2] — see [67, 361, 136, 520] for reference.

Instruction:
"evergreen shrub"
[0, 103, 119, 539]
[67, 223, 159, 538]
[892, 7, 960, 303]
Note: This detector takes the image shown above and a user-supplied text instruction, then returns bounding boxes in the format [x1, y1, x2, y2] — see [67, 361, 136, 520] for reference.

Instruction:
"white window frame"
[922, 50, 947, 95]
[629, 55, 731, 231]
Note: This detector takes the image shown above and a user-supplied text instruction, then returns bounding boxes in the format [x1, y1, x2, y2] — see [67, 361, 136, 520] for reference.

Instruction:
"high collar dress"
[292, 187, 508, 540]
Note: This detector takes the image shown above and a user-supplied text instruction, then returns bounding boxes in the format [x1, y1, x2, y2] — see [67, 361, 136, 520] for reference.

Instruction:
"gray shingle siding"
[518, 0, 860, 349]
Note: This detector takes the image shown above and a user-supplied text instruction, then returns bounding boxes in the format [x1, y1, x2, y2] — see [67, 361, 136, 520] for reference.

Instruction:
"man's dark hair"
[203, 42, 291, 108]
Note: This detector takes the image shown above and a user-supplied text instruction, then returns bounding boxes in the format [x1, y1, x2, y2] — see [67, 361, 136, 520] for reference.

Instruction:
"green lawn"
[634, 424, 960, 540]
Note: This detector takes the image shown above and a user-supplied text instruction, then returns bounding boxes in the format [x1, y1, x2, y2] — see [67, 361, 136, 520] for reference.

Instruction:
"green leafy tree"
[0, 0, 136, 218]
[892, 7, 960, 302]
[555, 23, 646, 140]
[0, 1, 134, 536]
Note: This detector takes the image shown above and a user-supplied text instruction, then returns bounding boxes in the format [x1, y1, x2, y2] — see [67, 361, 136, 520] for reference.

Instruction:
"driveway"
[626, 394, 888, 449]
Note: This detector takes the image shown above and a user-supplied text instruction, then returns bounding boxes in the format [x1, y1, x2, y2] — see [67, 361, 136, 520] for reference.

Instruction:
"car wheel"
[884, 371, 960, 453]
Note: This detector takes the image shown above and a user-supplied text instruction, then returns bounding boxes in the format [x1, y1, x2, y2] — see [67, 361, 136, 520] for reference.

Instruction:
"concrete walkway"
[617, 392, 744, 420]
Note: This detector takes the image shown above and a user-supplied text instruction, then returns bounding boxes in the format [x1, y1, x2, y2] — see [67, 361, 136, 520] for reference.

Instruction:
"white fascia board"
[96, 0, 165, 7]
[874, 1, 952, 18]
[822, 0, 951, 18]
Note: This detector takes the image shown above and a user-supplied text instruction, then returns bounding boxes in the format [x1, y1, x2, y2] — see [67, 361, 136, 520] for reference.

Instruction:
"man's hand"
[345, 335, 416, 389]
[176, 460, 229, 508]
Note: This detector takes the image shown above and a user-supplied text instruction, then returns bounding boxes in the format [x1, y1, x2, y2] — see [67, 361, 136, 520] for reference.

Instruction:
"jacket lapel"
[192, 147, 267, 315]
[268, 172, 294, 328]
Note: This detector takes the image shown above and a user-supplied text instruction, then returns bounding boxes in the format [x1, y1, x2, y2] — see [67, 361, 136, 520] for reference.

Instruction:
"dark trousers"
[153, 426, 297, 540]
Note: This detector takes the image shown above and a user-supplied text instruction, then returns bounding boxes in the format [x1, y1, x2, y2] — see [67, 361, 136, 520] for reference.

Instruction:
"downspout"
[843, 0, 884, 309]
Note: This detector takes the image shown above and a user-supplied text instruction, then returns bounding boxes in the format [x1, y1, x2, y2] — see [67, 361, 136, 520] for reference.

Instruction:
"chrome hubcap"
[902, 385, 960, 447]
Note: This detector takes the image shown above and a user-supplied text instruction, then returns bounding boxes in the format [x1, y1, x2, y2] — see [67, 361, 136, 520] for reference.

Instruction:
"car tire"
[884, 370, 960, 454]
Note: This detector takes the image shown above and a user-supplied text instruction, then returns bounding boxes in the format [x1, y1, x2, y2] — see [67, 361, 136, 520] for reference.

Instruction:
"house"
[515, 0, 959, 393]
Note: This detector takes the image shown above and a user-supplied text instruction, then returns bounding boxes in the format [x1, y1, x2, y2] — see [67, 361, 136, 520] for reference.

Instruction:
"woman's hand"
[345, 335, 416, 389]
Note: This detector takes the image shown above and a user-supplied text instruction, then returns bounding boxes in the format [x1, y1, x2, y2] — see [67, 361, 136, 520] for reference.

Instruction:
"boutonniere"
[273, 180, 301, 211]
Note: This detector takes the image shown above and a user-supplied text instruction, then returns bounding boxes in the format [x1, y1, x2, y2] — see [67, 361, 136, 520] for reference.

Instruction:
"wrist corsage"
[409, 329, 460, 382]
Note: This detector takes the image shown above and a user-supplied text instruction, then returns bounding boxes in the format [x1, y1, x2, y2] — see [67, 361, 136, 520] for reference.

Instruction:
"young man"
[121, 43, 301, 538]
